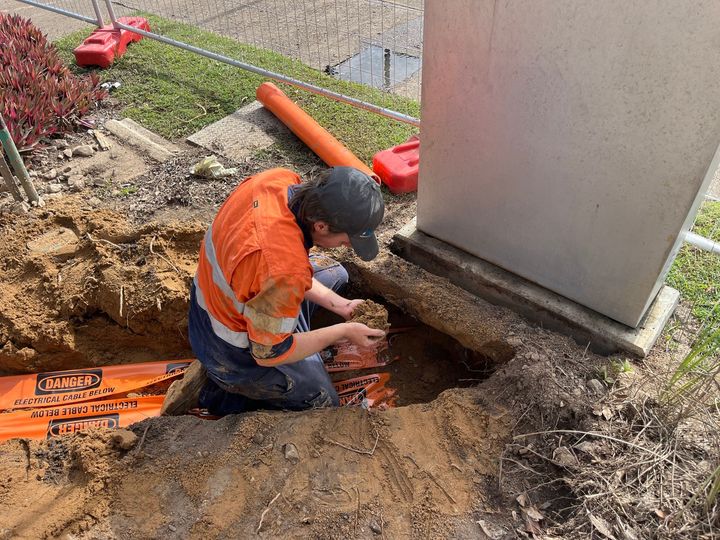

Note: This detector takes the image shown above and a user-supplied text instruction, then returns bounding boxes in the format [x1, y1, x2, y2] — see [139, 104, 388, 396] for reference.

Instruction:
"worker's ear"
[312, 221, 330, 234]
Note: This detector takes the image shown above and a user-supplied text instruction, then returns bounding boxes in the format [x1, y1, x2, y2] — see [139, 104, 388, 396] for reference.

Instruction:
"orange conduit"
[256, 82, 380, 183]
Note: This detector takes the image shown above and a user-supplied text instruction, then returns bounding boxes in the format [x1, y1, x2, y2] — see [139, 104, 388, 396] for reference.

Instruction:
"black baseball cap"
[317, 166, 384, 261]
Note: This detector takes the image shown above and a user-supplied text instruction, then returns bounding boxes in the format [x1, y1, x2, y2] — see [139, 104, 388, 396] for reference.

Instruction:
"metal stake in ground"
[0, 114, 41, 205]
[0, 152, 22, 202]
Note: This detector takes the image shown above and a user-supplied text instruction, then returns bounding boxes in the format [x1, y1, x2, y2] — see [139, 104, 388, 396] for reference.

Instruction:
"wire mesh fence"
[109, 0, 423, 103]
[16, 0, 423, 123]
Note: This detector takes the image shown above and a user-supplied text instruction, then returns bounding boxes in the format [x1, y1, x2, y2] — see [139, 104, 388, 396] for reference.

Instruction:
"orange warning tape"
[323, 341, 390, 373]
[0, 395, 164, 442]
[334, 373, 396, 408]
[0, 360, 191, 412]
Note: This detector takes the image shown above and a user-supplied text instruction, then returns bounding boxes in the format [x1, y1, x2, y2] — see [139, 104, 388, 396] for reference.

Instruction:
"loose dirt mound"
[0, 197, 199, 374]
[0, 388, 511, 539]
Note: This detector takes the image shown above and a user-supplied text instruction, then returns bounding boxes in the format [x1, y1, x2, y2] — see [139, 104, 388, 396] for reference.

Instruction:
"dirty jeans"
[188, 255, 346, 415]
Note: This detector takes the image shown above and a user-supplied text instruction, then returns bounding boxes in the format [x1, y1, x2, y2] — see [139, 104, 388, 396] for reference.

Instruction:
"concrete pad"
[105, 120, 176, 163]
[120, 119, 182, 154]
[186, 101, 291, 161]
[392, 218, 679, 357]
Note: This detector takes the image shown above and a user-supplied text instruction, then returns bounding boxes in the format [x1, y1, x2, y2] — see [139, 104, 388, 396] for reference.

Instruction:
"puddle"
[314, 301, 515, 406]
[331, 45, 421, 90]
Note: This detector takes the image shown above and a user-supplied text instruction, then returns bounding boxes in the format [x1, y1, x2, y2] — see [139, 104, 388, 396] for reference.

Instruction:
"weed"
[118, 185, 137, 196]
[596, 358, 634, 385]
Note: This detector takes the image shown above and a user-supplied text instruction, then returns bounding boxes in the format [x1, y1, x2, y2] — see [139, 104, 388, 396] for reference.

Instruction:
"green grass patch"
[667, 201, 720, 321]
[54, 14, 419, 164]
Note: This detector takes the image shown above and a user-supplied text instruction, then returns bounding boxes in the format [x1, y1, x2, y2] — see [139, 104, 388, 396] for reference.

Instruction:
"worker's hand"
[334, 299, 365, 320]
[341, 322, 386, 347]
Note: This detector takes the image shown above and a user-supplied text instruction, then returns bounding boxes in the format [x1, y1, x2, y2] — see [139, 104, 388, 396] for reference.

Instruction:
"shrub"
[0, 14, 106, 150]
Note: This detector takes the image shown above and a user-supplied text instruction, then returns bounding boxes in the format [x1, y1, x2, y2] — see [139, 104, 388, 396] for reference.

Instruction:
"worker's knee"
[303, 385, 339, 409]
[310, 255, 348, 293]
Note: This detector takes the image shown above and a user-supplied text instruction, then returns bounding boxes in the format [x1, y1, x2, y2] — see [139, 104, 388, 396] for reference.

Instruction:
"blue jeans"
[188, 255, 347, 414]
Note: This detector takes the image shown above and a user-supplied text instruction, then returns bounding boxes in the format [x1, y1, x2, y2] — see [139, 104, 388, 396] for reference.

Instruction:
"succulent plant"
[0, 14, 107, 150]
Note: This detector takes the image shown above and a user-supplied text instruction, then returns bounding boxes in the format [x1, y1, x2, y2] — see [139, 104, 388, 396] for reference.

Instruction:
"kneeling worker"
[162, 166, 386, 415]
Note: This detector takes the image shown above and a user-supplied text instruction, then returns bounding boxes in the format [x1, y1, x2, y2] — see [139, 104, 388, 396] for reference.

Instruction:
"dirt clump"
[351, 299, 390, 332]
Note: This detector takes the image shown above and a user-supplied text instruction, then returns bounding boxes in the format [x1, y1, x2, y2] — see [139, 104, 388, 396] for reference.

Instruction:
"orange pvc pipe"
[256, 82, 380, 183]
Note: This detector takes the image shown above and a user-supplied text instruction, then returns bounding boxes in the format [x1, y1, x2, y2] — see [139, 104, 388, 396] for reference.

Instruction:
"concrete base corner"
[392, 219, 679, 357]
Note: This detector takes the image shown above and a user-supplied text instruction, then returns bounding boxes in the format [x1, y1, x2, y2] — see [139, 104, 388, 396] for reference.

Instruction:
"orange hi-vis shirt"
[194, 168, 313, 366]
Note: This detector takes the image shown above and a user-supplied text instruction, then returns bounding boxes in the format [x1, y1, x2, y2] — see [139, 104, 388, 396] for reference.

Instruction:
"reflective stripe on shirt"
[203, 224, 246, 315]
[244, 305, 298, 335]
[194, 276, 249, 348]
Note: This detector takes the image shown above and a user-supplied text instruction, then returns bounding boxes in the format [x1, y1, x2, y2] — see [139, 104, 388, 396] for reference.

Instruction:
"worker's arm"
[305, 277, 363, 320]
[278, 322, 385, 365]
[245, 273, 385, 367]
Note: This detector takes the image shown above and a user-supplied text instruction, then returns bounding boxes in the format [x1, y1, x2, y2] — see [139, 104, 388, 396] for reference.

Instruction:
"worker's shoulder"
[250, 167, 301, 185]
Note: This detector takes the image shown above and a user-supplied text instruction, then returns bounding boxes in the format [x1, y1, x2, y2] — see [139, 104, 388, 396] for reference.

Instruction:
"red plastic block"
[372, 135, 420, 194]
[73, 17, 150, 69]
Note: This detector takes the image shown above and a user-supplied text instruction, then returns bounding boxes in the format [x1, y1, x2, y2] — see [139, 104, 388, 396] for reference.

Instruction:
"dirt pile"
[0, 197, 200, 374]
[0, 387, 514, 539]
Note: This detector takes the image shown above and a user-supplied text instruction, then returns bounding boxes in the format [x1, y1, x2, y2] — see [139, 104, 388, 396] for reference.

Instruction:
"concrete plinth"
[392, 219, 679, 357]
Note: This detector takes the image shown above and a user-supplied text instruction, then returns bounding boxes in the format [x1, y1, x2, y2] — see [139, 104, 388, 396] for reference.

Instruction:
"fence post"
[91, 0, 104, 27]
[102, 0, 119, 28]
[0, 153, 23, 202]
[0, 115, 41, 205]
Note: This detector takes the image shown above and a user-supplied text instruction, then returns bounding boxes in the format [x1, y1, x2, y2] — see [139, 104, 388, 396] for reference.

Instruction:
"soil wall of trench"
[0, 200, 602, 538]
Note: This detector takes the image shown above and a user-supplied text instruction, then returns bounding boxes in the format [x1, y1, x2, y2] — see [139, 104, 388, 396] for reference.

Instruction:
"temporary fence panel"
[15, 0, 424, 125]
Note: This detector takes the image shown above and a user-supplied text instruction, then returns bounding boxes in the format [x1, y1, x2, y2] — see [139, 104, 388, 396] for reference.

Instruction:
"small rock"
[111, 429, 138, 450]
[29, 170, 38, 178]
[72, 145, 95, 157]
[529, 352, 545, 362]
[283, 443, 300, 462]
[575, 441, 596, 454]
[88, 196, 102, 207]
[62, 166, 72, 173]
[53, 139, 69, 149]
[167, 524, 177, 532]
[63, 148, 73, 159]
[44, 193, 63, 200]
[369, 520, 382, 535]
[57, 153, 64, 160]
[506, 336, 523, 348]
[587, 379, 605, 395]
[252, 432, 265, 445]
[11, 201, 30, 214]
[552, 446, 578, 467]
[48, 184, 63, 193]
[44, 168, 58, 180]
[67, 176, 85, 191]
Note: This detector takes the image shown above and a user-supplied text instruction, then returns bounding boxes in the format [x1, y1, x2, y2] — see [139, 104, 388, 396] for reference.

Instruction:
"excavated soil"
[0, 191, 611, 538]
[0, 198, 199, 374]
